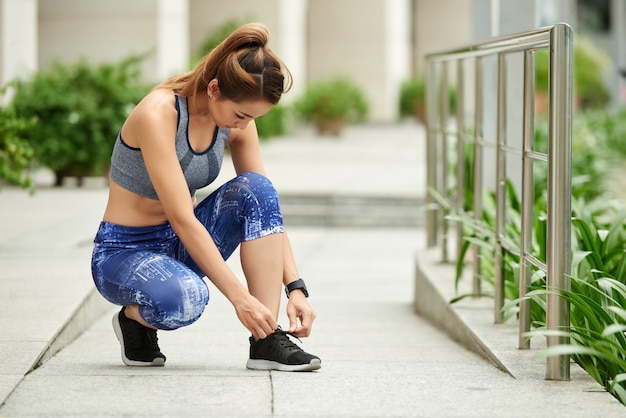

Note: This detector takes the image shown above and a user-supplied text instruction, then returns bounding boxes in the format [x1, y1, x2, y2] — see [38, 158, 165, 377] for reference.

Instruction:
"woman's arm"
[129, 92, 278, 339]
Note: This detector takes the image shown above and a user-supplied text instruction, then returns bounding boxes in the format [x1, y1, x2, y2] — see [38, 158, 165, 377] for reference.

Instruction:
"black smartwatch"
[285, 278, 309, 298]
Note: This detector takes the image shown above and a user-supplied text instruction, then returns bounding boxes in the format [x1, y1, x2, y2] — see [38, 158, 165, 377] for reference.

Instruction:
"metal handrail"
[424, 23, 573, 380]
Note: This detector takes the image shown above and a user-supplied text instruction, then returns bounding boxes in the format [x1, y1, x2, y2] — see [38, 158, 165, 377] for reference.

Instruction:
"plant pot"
[316, 118, 345, 136]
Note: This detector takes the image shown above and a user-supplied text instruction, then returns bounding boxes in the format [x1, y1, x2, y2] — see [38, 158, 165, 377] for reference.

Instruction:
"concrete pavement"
[0, 122, 624, 417]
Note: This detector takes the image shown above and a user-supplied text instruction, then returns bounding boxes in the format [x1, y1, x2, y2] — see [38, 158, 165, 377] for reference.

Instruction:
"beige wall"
[307, 0, 399, 122]
[413, 0, 472, 74]
[189, 0, 280, 59]
[38, 0, 159, 80]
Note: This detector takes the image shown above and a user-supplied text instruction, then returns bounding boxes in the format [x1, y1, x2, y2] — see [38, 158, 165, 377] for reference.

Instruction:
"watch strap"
[285, 278, 309, 298]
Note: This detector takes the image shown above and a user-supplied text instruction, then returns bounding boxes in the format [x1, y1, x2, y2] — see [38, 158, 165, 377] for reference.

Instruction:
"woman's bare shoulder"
[123, 89, 178, 145]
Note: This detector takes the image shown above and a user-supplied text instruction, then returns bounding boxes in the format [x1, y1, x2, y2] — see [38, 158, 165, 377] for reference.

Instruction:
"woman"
[91, 22, 320, 372]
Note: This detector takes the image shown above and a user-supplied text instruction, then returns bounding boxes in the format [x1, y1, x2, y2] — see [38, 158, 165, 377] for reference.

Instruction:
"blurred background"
[1, 0, 624, 119]
[0, 0, 625, 188]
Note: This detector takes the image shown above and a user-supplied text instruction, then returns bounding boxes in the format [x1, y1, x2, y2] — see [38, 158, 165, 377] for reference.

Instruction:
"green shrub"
[0, 103, 35, 191]
[294, 77, 369, 125]
[535, 36, 611, 109]
[255, 105, 288, 139]
[399, 74, 456, 122]
[438, 106, 626, 404]
[10, 55, 149, 185]
[399, 76, 425, 120]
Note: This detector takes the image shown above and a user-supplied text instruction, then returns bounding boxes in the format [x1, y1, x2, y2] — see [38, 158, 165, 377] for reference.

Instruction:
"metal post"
[440, 61, 450, 263]
[472, 57, 484, 297]
[545, 23, 573, 381]
[455, 60, 466, 263]
[518, 49, 535, 349]
[494, 52, 506, 324]
[425, 61, 438, 248]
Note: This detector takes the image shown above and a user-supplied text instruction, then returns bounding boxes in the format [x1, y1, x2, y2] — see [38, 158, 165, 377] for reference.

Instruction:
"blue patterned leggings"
[91, 172, 284, 330]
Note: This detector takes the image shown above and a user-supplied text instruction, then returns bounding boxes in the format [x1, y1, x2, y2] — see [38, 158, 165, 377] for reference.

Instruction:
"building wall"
[307, 0, 412, 122]
[37, 0, 159, 81]
[188, 0, 281, 58]
[414, 0, 472, 73]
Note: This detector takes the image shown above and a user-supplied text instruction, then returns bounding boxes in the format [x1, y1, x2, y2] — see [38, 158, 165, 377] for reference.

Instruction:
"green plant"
[294, 77, 368, 133]
[399, 74, 457, 122]
[0, 103, 35, 191]
[10, 55, 150, 185]
[255, 105, 288, 139]
[399, 76, 425, 120]
[435, 106, 626, 404]
[535, 36, 611, 110]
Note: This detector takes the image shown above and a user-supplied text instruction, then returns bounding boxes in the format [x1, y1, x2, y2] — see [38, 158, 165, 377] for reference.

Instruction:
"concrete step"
[278, 193, 424, 228]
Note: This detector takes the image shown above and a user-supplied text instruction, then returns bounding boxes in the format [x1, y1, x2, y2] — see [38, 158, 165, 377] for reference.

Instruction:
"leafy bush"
[9, 55, 149, 185]
[0, 104, 35, 191]
[399, 76, 425, 120]
[294, 77, 369, 126]
[535, 36, 611, 110]
[438, 108, 626, 404]
[399, 74, 456, 122]
[255, 105, 288, 139]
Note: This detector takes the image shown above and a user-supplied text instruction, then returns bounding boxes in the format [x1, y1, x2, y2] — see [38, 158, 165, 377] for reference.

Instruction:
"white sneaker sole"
[246, 358, 321, 372]
[112, 312, 165, 367]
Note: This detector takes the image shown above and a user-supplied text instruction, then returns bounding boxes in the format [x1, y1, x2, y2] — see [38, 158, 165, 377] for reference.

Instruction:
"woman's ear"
[207, 79, 220, 99]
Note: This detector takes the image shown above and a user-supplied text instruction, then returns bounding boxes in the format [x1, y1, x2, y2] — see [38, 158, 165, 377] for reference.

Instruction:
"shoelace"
[272, 328, 303, 352]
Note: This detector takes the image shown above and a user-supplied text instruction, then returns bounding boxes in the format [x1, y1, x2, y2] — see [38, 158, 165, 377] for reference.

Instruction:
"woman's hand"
[234, 294, 278, 340]
[286, 291, 316, 337]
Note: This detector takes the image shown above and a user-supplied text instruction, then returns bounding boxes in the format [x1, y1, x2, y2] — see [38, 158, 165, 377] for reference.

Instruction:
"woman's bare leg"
[240, 233, 284, 319]
[123, 305, 157, 329]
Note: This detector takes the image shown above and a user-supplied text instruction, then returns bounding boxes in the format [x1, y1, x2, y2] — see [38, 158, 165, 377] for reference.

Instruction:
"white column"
[278, 0, 307, 103]
[384, 0, 411, 121]
[156, 0, 189, 81]
[1, 0, 38, 105]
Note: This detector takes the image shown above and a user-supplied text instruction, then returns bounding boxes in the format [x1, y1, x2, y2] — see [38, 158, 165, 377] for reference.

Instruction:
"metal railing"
[424, 23, 573, 380]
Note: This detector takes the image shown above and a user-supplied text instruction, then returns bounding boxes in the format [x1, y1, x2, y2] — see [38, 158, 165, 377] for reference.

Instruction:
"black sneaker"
[112, 307, 166, 367]
[246, 328, 321, 372]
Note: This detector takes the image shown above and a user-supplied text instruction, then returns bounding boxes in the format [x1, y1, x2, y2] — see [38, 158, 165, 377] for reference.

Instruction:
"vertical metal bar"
[545, 23, 573, 381]
[455, 60, 466, 263]
[472, 57, 483, 296]
[519, 49, 535, 349]
[440, 61, 450, 263]
[494, 52, 506, 324]
[425, 61, 438, 248]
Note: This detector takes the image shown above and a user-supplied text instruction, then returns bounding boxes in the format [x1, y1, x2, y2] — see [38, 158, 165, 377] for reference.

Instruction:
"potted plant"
[399, 75, 426, 121]
[294, 77, 369, 135]
[9, 55, 149, 186]
[534, 35, 611, 113]
[399, 74, 456, 123]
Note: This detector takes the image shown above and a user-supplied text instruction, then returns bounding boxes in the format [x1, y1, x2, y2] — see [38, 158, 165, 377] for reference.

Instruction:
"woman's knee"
[235, 172, 279, 201]
[141, 274, 210, 330]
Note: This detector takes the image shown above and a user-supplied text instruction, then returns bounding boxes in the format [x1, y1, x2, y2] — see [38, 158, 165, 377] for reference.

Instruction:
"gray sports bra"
[110, 95, 230, 200]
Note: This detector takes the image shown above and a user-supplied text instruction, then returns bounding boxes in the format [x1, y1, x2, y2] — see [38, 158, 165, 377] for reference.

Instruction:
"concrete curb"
[413, 244, 614, 389]
[28, 289, 112, 373]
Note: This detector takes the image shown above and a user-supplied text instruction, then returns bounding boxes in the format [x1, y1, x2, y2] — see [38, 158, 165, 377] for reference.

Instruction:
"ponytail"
[155, 22, 292, 104]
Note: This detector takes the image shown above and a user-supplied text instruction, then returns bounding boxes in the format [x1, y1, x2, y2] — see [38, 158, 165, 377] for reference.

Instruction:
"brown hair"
[155, 22, 292, 104]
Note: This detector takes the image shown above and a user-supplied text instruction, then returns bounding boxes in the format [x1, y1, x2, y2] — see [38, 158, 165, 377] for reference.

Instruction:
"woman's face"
[212, 97, 273, 131]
